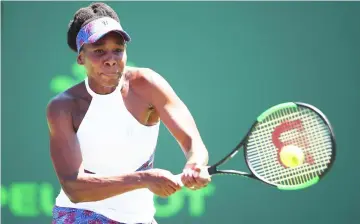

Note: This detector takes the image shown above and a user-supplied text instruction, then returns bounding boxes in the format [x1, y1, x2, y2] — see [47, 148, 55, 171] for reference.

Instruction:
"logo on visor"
[102, 20, 108, 26]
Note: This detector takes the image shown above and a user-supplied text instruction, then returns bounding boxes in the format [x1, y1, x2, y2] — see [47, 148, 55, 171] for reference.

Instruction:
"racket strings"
[246, 106, 333, 187]
[256, 109, 332, 182]
[264, 110, 332, 182]
[248, 122, 331, 170]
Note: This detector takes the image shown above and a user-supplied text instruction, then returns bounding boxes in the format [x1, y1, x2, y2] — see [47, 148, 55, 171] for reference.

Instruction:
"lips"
[101, 72, 120, 77]
[105, 73, 118, 76]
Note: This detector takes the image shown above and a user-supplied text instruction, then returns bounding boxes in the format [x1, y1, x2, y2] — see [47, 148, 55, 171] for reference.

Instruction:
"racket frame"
[207, 102, 337, 189]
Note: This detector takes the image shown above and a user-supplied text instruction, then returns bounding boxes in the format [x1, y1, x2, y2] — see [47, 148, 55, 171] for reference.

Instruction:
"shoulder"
[123, 66, 180, 105]
[124, 66, 169, 87]
[46, 86, 80, 122]
[124, 66, 153, 80]
[46, 81, 87, 118]
[46, 93, 73, 119]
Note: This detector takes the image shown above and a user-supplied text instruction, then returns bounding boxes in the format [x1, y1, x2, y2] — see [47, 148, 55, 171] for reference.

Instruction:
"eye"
[94, 49, 104, 55]
[114, 48, 124, 54]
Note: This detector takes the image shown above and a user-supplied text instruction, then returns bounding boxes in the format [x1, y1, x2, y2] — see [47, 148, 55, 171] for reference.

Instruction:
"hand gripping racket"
[179, 102, 336, 190]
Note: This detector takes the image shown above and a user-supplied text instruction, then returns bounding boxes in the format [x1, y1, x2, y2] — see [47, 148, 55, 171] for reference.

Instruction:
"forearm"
[178, 107, 209, 166]
[62, 171, 148, 203]
[162, 103, 209, 166]
[183, 139, 209, 166]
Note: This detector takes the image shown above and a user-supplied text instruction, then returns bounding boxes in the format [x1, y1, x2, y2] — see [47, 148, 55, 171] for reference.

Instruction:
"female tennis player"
[46, 2, 210, 224]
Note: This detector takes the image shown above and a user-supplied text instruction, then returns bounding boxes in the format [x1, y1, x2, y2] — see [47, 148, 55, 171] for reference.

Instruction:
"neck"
[87, 77, 119, 95]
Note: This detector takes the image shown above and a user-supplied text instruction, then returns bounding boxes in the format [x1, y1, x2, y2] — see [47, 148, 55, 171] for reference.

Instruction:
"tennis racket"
[178, 102, 336, 190]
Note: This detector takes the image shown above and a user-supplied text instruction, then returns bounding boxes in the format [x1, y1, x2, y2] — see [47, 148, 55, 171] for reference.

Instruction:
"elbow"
[60, 180, 84, 204]
[67, 193, 83, 204]
[66, 190, 84, 204]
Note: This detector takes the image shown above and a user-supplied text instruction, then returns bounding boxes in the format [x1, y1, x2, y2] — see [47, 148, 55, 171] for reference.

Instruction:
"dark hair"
[67, 2, 120, 52]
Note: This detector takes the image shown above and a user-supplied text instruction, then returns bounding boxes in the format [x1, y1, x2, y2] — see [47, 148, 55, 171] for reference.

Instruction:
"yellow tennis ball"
[280, 145, 305, 168]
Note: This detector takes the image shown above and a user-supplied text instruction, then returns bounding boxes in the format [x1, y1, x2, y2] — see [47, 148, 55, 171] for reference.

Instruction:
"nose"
[104, 58, 117, 67]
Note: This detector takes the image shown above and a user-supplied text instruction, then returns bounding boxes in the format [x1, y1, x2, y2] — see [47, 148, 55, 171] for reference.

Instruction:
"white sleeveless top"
[55, 76, 160, 223]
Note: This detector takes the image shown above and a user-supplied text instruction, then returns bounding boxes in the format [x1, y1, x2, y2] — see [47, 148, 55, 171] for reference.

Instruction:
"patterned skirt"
[53, 154, 157, 223]
[52, 206, 156, 224]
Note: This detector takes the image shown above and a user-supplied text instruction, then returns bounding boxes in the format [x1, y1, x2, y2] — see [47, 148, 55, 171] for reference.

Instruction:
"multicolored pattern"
[52, 206, 155, 224]
[76, 17, 131, 53]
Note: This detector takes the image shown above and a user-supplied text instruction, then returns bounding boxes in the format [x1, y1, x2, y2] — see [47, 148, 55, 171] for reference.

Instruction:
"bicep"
[47, 99, 83, 184]
[137, 69, 200, 150]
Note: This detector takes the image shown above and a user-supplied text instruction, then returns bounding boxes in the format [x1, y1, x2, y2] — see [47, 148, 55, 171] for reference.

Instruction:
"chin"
[103, 80, 120, 88]
[99, 75, 120, 88]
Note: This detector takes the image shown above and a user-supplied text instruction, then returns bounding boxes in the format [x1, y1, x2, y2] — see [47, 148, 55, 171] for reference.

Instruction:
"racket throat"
[208, 166, 217, 175]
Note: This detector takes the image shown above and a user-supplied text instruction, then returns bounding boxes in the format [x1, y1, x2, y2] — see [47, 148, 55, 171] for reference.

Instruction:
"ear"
[77, 53, 84, 65]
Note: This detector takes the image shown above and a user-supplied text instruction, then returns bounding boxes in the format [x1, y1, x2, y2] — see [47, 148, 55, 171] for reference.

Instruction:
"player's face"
[79, 32, 127, 88]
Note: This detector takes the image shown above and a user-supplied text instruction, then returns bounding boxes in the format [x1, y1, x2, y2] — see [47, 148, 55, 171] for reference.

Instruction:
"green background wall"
[2, 1, 360, 224]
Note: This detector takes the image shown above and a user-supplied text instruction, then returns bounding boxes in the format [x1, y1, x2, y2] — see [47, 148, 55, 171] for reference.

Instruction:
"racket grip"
[174, 168, 211, 187]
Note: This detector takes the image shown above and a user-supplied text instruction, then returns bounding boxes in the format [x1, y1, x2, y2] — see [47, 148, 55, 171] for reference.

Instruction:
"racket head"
[243, 102, 336, 190]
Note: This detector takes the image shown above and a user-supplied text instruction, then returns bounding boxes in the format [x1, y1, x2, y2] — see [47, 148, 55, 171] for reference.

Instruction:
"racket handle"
[174, 168, 211, 187]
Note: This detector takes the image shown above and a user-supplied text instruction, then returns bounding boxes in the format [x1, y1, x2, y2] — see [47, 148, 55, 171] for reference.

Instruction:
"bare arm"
[46, 94, 179, 203]
[130, 69, 209, 166]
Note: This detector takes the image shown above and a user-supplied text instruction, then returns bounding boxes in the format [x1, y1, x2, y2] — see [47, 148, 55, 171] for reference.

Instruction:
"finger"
[161, 171, 180, 188]
[165, 175, 182, 191]
[161, 185, 173, 197]
[157, 188, 169, 198]
[166, 179, 182, 195]
[191, 180, 210, 190]
[173, 181, 182, 191]
[181, 169, 190, 186]
[195, 168, 212, 185]
[196, 176, 211, 186]
[171, 174, 183, 188]
[192, 168, 200, 178]
[166, 182, 179, 193]
[192, 166, 202, 174]
[187, 173, 211, 189]
[172, 175, 183, 189]
[159, 193, 169, 198]
[185, 170, 200, 188]
[180, 172, 187, 186]
[190, 172, 201, 187]
[157, 177, 174, 196]
[175, 174, 184, 187]
[182, 169, 195, 188]
[187, 165, 211, 187]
